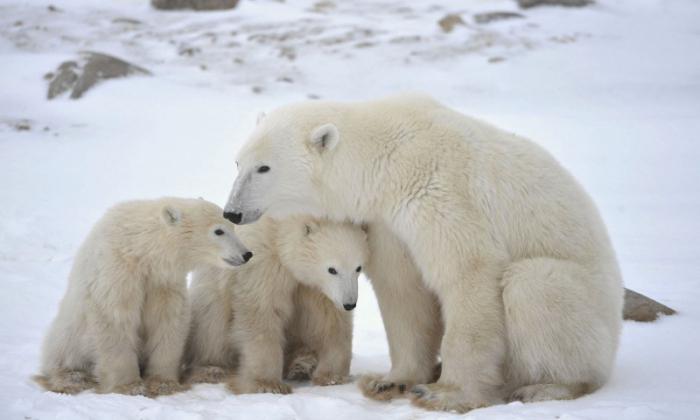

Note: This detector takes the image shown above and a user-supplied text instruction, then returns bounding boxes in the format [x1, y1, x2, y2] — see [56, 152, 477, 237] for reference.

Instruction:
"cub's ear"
[309, 123, 339, 153]
[304, 220, 320, 236]
[161, 206, 181, 226]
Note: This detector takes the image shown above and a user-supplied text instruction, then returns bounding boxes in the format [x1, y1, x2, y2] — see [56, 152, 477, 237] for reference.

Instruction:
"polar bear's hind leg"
[502, 257, 620, 403]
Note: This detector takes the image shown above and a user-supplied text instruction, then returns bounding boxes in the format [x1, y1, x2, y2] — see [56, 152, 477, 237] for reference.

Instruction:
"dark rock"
[46, 52, 150, 100]
[151, 0, 239, 11]
[14, 120, 32, 131]
[517, 0, 592, 8]
[47, 61, 79, 99]
[474, 11, 524, 24]
[112, 17, 143, 25]
[623, 288, 677, 322]
[438, 14, 465, 33]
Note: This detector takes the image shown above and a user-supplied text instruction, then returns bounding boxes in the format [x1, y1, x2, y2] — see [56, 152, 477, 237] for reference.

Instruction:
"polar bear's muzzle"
[223, 211, 242, 224]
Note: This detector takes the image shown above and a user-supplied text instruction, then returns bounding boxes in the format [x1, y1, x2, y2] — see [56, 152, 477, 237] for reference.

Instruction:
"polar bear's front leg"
[359, 222, 442, 401]
[142, 285, 191, 397]
[402, 222, 507, 412]
[89, 267, 145, 395]
[228, 319, 292, 394]
[409, 277, 506, 412]
[227, 287, 293, 395]
[312, 334, 352, 386]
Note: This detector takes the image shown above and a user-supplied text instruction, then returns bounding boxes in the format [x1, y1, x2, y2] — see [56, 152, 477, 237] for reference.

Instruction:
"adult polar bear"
[223, 95, 623, 412]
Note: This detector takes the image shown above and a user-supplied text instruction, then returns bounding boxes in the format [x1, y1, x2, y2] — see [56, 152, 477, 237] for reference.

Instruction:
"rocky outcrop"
[624, 288, 677, 322]
[474, 12, 524, 24]
[438, 14, 465, 33]
[46, 52, 150, 100]
[151, 0, 239, 11]
[517, 0, 592, 8]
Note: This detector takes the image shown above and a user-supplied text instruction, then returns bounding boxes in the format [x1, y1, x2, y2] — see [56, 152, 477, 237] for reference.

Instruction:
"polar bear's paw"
[105, 380, 147, 396]
[33, 371, 96, 394]
[145, 377, 191, 397]
[409, 383, 492, 413]
[286, 353, 318, 381]
[187, 365, 233, 384]
[509, 383, 590, 403]
[358, 374, 413, 401]
[228, 378, 293, 395]
[312, 372, 351, 386]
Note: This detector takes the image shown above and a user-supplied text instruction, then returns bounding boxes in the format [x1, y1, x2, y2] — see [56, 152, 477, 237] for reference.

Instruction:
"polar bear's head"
[224, 103, 341, 225]
[277, 217, 368, 311]
[161, 198, 253, 268]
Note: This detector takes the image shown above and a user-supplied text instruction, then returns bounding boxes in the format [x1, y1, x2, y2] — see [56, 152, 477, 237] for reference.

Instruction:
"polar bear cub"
[35, 197, 251, 397]
[186, 215, 368, 394]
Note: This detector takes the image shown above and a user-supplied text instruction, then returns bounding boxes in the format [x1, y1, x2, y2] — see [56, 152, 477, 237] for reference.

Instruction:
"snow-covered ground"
[1, 0, 699, 418]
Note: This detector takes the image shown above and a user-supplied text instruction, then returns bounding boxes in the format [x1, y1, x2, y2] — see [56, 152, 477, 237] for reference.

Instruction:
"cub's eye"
[235, 161, 239, 169]
[258, 165, 270, 173]
[356, 266, 362, 272]
[214, 229, 225, 236]
[328, 267, 338, 275]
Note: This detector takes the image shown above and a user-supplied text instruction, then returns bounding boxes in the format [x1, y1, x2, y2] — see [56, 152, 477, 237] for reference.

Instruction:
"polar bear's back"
[355, 96, 617, 267]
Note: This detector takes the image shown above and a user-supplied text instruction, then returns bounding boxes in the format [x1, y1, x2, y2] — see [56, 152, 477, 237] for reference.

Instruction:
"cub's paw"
[187, 365, 232, 384]
[312, 372, 351, 386]
[145, 377, 191, 397]
[285, 353, 318, 381]
[105, 380, 147, 396]
[358, 374, 412, 401]
[409, 383, 495, 413]
[228, 378, 292, 395]
[34, 371, 96, 394]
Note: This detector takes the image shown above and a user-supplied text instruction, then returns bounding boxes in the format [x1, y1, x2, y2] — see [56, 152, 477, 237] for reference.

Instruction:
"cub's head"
[277, 217, 368, 311]
[160, 198, 253, 268]
[224, 102, 341, 225]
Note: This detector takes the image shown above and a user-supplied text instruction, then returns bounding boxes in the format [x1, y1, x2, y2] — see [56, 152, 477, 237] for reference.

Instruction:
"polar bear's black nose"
[242, 251, 253, 262]
[343, 303, 356, 311]
[224, 211, 242, 224]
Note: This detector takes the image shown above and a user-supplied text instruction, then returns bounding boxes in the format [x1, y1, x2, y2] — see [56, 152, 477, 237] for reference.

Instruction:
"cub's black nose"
[242, 251, 253, 262]
[224, 211, 242, 224]
[343, 303, 356, 311]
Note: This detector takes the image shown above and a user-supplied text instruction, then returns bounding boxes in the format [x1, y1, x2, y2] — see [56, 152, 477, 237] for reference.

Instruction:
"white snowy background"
[1, 0, 699, 418]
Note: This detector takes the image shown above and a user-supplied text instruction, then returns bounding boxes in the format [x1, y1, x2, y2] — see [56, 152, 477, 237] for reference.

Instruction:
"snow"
[1, 0, 699, 419]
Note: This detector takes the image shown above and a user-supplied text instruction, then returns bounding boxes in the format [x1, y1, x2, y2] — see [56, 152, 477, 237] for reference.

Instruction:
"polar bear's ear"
[360, 223, 370, 234]
[304, 220, 320, 236]
[309, 123, 339, 154]
[256, 112, 266, 126]
[161, 206, 181, 226]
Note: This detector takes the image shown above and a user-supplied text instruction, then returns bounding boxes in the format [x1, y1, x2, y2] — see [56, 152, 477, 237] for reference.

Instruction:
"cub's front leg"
[89, 265, 145, 395]
[228, 310, 292, 394]
[294, 286, 353, 386]
[142, 283, 191, 397]
[227, 267, 295, 395]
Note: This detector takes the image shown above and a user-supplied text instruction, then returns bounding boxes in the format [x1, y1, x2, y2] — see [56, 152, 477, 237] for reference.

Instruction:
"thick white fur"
[35, 197, 250, 396]
[225, 94, 624, 412]
[186, 216, 368, 393]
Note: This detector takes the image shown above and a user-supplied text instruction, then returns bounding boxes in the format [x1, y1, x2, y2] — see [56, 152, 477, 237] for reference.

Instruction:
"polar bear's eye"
[214, 229, 225, 236]
[257, 165, 270, 173]
[356, 266, 362, 272]
[328, 267, 338, 275]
